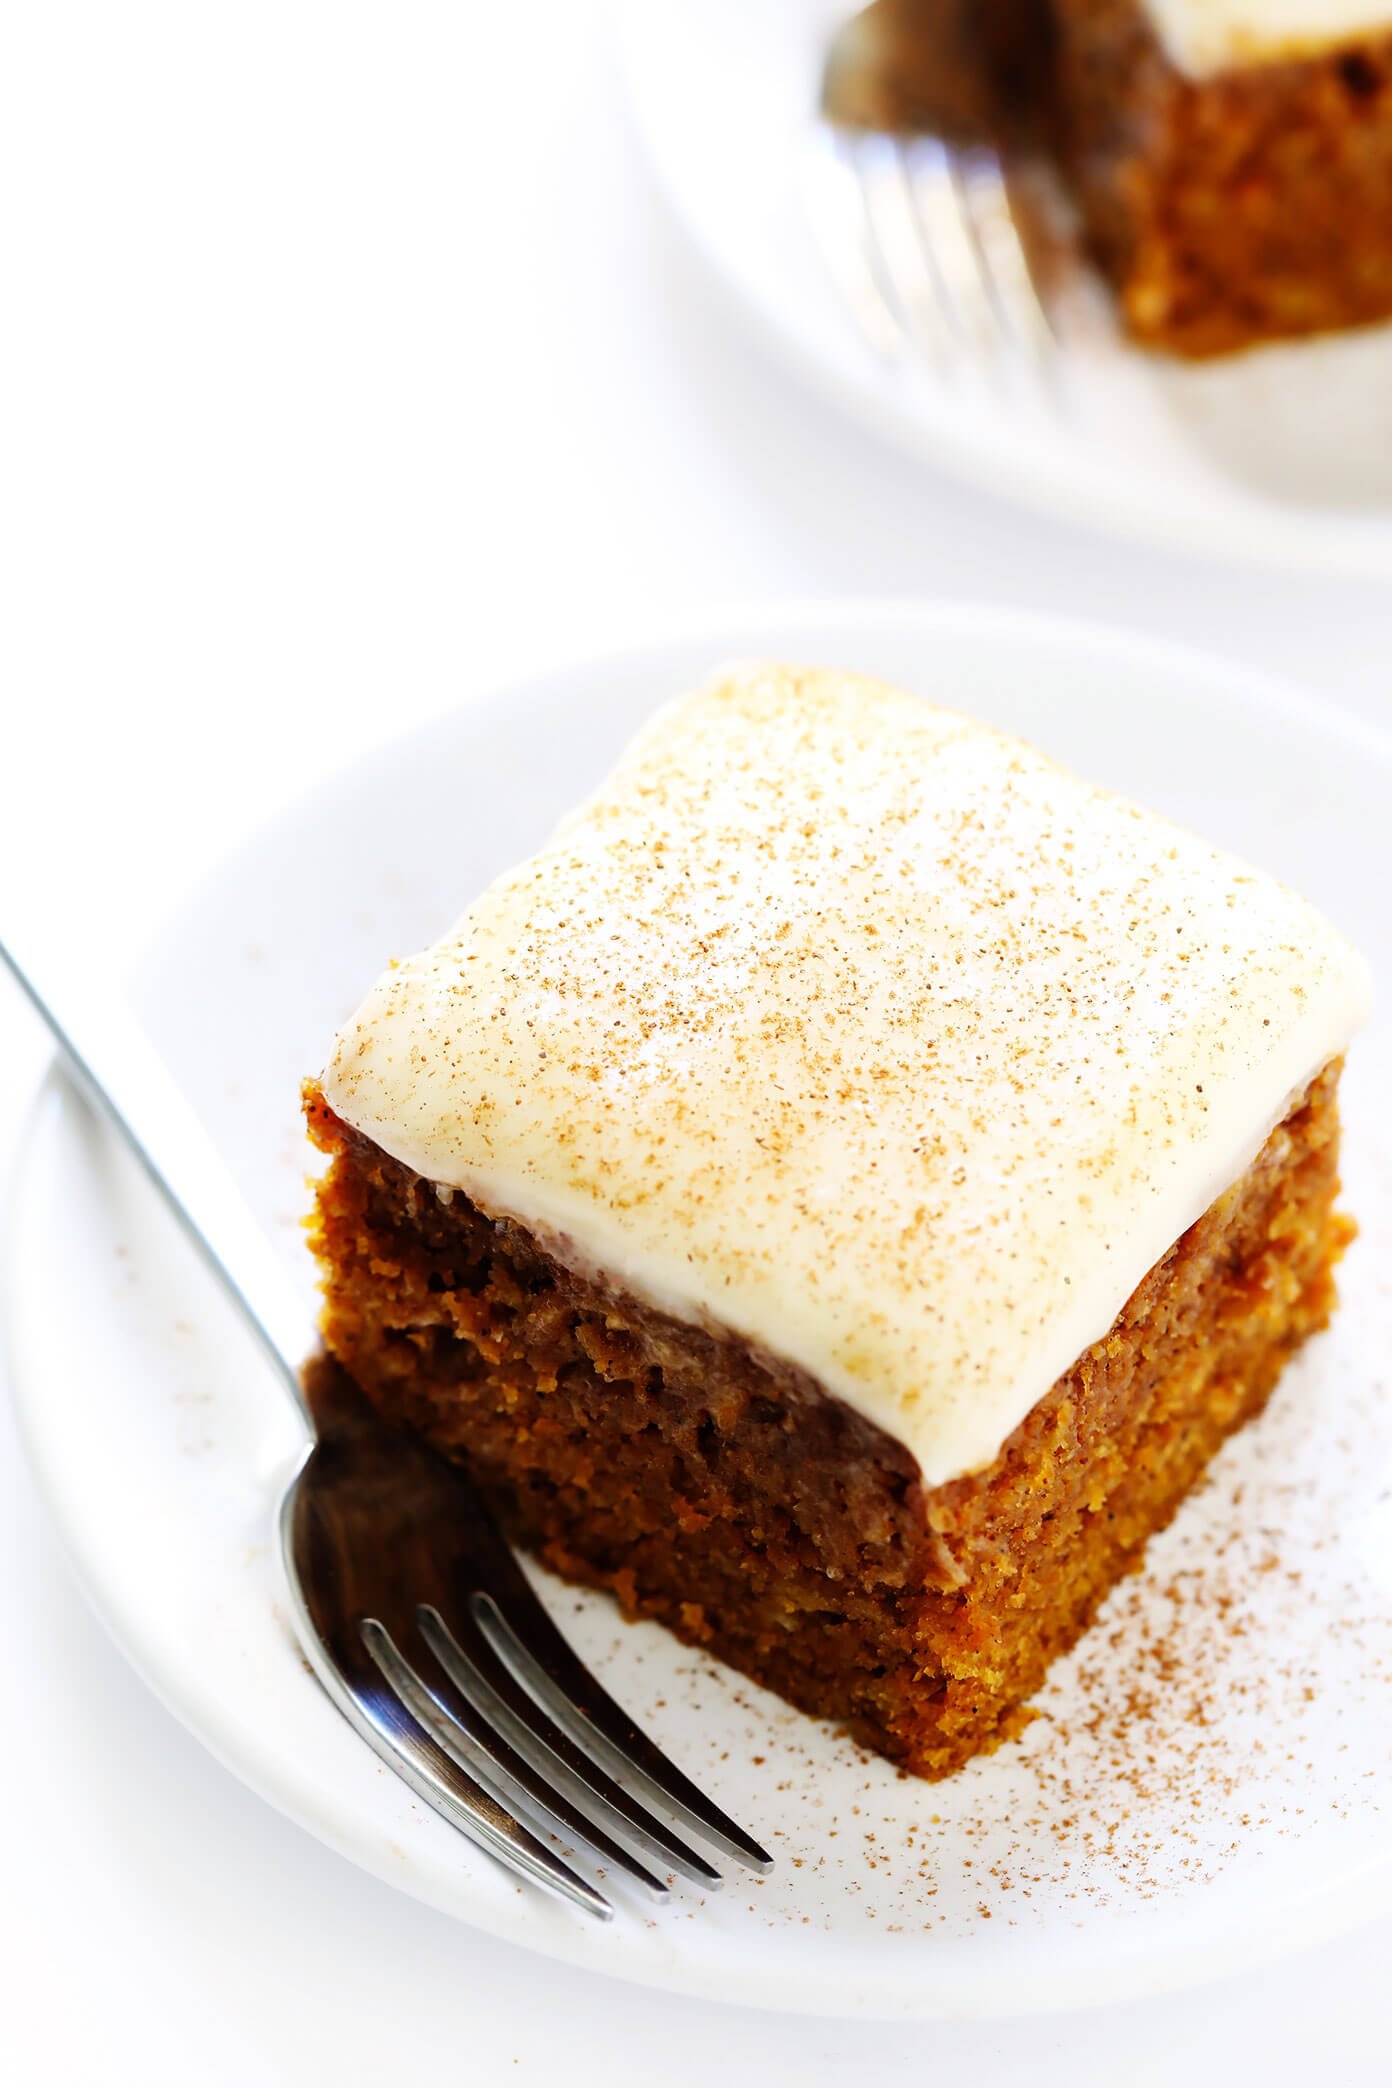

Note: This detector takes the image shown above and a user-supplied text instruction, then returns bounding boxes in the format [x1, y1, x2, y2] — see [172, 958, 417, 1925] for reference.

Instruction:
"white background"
[1, 4, 1389, 2081]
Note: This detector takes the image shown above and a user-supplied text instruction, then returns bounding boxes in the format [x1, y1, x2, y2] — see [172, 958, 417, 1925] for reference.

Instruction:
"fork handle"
[1, 932, 315, 1427]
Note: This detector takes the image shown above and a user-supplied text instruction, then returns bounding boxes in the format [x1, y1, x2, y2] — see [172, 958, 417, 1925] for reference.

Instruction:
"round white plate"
[7, 603, 1392, 2019]
[616, 0, 1392, 576]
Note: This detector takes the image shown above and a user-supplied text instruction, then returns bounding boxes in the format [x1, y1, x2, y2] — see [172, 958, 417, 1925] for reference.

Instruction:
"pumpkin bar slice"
[1048, 0, 1392, 355]
[303, 665, 1368, 1778]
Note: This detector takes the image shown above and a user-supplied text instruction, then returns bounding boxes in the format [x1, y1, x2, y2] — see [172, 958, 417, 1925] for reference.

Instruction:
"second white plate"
[617, 0, 1392, 575]
[6, 603, 1392, 2017]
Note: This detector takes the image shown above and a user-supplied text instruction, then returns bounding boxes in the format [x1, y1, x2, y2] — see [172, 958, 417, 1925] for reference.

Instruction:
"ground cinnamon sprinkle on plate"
[557, 1117, 1390, 1938]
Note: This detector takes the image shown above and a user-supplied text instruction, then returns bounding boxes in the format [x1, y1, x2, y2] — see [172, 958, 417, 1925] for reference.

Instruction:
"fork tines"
[286, 1482, 773, 1921]
[809, 121, 1054, 372]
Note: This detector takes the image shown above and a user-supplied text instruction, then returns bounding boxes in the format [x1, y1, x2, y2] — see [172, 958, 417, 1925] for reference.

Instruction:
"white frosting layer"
[1141, 0, 1392, 75]
[323, 666, 1370, 1488]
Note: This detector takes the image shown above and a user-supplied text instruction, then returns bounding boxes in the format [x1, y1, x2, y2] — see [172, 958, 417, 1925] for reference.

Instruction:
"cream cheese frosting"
[322, 665, 1370, 1488]
[1140, 0, 1392, 75]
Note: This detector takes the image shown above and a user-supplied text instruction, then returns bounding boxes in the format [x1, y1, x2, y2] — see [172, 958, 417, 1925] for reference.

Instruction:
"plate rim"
[5, 595, 1392, 2020]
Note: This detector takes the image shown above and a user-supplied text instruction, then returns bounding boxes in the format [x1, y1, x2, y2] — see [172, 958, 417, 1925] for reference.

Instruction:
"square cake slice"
[304, 666, 1369, 1778]
[1047, 0, 1392, 355]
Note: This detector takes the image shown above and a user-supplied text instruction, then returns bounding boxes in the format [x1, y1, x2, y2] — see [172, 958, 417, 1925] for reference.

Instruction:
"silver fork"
[810, 1, 1054, 372]
[1, 934, 772, 1919]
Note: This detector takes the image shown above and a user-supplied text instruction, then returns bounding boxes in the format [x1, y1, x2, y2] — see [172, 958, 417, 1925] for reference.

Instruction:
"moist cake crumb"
[305, 1062, 1351, 1777]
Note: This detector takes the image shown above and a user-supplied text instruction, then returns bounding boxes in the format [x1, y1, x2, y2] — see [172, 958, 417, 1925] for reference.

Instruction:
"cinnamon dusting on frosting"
[322, 664, 1369, 1484]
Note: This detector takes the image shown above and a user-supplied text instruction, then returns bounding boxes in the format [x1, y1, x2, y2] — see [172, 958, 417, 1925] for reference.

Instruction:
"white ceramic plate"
[616, 0, 1392, 576]
[7, 602, 1392, 2019]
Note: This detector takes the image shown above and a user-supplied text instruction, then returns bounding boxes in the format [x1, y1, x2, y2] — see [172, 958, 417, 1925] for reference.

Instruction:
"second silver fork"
[811, 4, 1055, 373]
